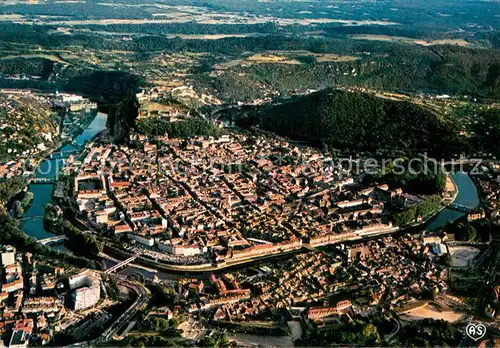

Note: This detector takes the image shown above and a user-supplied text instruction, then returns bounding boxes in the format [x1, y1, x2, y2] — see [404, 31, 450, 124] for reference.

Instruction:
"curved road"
[99, 278, 149, 343]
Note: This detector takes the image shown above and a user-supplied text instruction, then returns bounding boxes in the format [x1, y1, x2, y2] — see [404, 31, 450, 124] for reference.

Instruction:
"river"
[425, 171, 480, 231]
[21, 112, 108, 240]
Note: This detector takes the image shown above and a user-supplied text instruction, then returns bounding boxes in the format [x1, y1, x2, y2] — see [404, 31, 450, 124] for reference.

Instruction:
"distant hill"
[233, 88, 459, 156]
[194, 44, 500, 102]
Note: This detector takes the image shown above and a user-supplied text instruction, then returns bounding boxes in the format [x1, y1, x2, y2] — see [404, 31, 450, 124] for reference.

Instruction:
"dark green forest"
[230, 88, 459, 156]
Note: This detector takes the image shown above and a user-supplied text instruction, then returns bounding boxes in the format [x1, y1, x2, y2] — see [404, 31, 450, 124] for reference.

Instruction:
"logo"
[465, 323, 486, 341]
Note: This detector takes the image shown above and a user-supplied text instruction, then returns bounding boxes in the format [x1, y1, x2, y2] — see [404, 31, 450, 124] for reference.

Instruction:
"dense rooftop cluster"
[66, 131, 416, 267]
[182, 233, 466, 325]
[0, 245, 105, 347]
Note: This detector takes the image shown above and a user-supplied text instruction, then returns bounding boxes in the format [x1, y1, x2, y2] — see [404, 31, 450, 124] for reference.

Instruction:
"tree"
[0, 177, 27, 204]
[12, 200, 24, 218]
[361, 323, 380, 344]
[464, 225, 477, 242]
[199, 332, 231, 348]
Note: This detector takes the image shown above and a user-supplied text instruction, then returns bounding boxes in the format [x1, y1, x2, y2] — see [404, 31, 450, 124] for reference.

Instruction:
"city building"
[68, 270, 101, 311]
[1, 245, 16, 266]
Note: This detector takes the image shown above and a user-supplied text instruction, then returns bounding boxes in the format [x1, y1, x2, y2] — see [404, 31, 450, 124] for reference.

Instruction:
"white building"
[1, 246, 16, 266]
[157, 239, 205, 256]
[69, 270, 101, 311]
[131, 234, 154, 247]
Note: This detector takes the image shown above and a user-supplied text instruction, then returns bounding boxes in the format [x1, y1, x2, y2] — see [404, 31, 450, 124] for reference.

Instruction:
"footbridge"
[448, 203, 475, 213]
[49, 149, 79, 159]
[105, 253, 140, 274]
[29, 178, 55, 185]
[39, 235, 67, 245]
[19, 215, 44, 222]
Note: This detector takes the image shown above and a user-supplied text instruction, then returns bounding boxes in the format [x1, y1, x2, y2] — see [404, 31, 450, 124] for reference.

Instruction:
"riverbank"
[21, 112, 108, 241]
[425, 172, 480, 232]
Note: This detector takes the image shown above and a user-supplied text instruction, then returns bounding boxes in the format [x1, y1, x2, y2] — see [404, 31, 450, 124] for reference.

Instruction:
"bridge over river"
[448, 203, 476, 213]
[48, 148, 80, 159]
[38, 235, 67, 245]
[18, 215, 44, 222]
[29, 178, 55, 185]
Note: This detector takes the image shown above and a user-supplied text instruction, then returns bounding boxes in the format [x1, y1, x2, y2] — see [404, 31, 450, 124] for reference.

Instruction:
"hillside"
[194, 44, 500, 102]
[232, 89, 459, 156]
[0, 93, 59, 161]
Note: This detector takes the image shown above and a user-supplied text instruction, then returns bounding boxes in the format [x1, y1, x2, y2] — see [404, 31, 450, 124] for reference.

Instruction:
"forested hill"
[232, 89, 458, 156]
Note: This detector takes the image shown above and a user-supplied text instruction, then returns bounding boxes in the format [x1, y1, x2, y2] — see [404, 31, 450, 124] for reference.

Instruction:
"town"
[0, 0, 499, 343]
[0, 244, 106, 347]
[0, 83, 498, 346]
[67, 128, 414, 268]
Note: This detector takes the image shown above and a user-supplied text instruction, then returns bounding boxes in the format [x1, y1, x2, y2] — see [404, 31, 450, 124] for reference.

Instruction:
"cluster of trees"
[137, 117, 222, 138]
[150, 284, 178, 308]
[101, 273, 120, 301]
[0, 57, 55, 79]
[298, 322, 380, 346]
[0, 3, 152, 19]
[81, 0, 500, 31]
[45, 202, 103, 260]
[107, 94, 140, 143]
[62, 221, 103, 258]
[235, 88, 458, 157]
[63, 69, 143, 103]
[468, 108, 500, 158]
[300, 314, 460, 346]
[12, 191, 33, 218]
[375, 156, 447, 195]
[393, 195, 442, 226]
[0, 209, 98, 269]
[117, 336, 181, 348]
[3, 0, 495, 31]
[139, 316, 178, 333]
[256, 50, 498, 99]
[0, 95, 59, 161]
[0, 54, 143, 105]
[445, 217, 490, 242]
[0, 23, 498, 102]
[44, 203, 62, 232]
[79, 21, 496, 45]
[198, 331, 233, 348]
[81, 22, 281, 35]
[0, 177, 27, 205]
[397, 318, 461, 347]
[195, 43, 500, 101]
[1, 22, 497, 61]
[0, 210, 34, 248]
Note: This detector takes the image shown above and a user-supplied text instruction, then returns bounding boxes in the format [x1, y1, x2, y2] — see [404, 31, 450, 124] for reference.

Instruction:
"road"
[66, 278, 149, 347]
[385, 317, 401, 343]
[97, 278, 149, 343]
